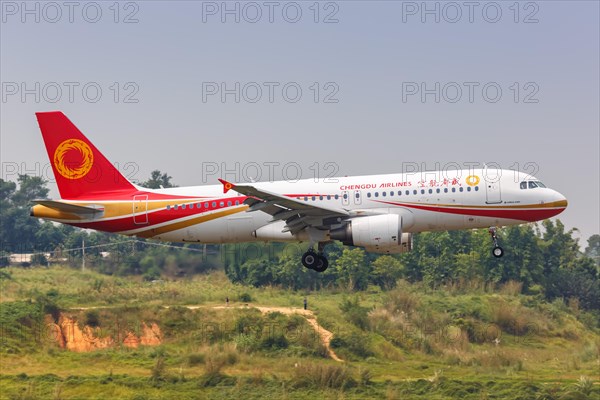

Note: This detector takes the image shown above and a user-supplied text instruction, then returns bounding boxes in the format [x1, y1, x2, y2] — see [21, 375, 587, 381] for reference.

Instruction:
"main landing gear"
[489, 227, 504, 258]
[301, 243, 329, 273]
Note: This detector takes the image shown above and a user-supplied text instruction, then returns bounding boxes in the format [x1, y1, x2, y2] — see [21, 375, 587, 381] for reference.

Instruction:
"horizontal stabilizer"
[32, 200, 104, 215]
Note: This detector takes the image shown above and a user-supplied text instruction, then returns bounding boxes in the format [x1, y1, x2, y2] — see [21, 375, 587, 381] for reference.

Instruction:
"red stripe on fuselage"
[376, 201, 566, 222]
[70, 196, 248, 232]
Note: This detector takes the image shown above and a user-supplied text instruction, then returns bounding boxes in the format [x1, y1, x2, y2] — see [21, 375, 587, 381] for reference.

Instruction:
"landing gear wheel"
[301, 251, 329, 272]
[492, 246, 504, 258]
[313, 256, 329, 273]
[302, 251, 319, 269]
[488, 227, 504, 258]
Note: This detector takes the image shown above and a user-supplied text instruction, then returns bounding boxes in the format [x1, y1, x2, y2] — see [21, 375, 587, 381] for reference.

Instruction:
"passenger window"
[406, 190, 410, 195]
[374, 192, 379, 197]
[205, 202, 209, 208]
[520, 182, 527, 190]
[355, 193, 359, 198]
[227, 201, 232, 206]
[444, 188, 448, 193]
[421, 189, 425, 194]
[452, 188, 456, 193]
[327, 195, 331, 200]
[398, 191, 402, 196]
[467, 187, 471, 192]
[343, 193, 348, 199]
[212, 202, 217, 208]
[367, 192, 371, 198]
[334, 194, 339, 200]
[166, 205, 171, 210]
[220, 201, 225, 207]
[413, 190, 417, 195]
[312, 196, 316, 201]
[235, 200, 239, 205]
[382, 192, 387, 197]
[304, 196, 308, 201]
[428, 189, 433, 194]
[475, 186, 479, 191]
[319, 196, 323, 201]
[459, 187, 464, 192]
[182, 204, 187, 210]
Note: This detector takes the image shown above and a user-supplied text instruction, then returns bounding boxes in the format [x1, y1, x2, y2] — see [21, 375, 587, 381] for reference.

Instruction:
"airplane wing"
[219, 179, 349, 234]
[32, 200, 104, 215]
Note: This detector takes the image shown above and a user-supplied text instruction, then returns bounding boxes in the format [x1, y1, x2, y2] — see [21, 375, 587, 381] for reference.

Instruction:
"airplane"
[30, 111, 568, 272]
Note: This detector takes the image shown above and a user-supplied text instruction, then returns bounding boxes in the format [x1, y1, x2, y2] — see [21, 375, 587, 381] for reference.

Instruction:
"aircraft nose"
[551, 190, 568, 208]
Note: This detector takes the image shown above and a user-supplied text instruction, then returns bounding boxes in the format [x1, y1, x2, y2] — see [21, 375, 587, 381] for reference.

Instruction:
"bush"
[260, 333, 288, 350]
[330, 332, 373, 359]
[292, 362, 355, 389]
[30, 253, 47, 266]
[187, 353, 205, 366]
[339, 297, 370, 330]
[150, 356, 166, 382]
[84, 310, 100, 327]
[238, 292, 252, 302]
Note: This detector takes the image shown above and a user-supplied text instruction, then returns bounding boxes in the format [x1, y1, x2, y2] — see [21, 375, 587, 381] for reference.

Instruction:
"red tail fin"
[35, 111, 136, 199]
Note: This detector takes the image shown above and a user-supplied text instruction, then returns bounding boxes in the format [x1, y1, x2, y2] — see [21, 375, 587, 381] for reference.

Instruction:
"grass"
[1, 265, 599, 399]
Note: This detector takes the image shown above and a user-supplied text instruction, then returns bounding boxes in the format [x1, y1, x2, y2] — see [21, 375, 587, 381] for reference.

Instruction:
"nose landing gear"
[489, 227, 504, 258]
[301, 243, 329, 272]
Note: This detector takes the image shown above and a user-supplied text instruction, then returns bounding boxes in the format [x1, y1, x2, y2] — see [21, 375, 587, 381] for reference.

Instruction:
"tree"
[540, 219, 579, 275]
[584, 234, 600, 266]
[1, 175, 56, 252]
[494, 225, 544, 289]
[371, 255, 404, 289]
[335, 248, 369, 291]
[140, 170, 176, 189]
[11, 175, 49, 205]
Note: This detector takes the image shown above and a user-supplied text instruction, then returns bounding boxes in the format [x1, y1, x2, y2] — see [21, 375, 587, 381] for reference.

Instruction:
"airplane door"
[353, 190, 362, 205]
[133, 195, 148, 224]
[341, 191, 350, 206]
[484, 169, 502, 204]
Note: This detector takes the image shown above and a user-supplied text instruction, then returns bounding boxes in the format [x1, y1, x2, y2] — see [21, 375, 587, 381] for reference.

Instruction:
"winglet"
[218, 178, 234, 194]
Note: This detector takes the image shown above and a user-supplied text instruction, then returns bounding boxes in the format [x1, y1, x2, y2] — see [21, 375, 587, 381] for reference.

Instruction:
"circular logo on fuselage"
[53, 139, 94, 180]
[465, 175, 480, 186]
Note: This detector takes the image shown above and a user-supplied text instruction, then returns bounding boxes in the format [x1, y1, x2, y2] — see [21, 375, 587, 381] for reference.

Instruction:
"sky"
[1, 0, 598, 244]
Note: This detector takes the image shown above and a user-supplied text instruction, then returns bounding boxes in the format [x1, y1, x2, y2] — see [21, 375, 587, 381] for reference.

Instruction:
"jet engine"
[330, 214, 413, 254]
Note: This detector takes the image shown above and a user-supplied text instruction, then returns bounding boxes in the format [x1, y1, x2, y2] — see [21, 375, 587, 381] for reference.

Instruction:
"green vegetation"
[1, 173, 599, 398]
[1, 267, 599, 399]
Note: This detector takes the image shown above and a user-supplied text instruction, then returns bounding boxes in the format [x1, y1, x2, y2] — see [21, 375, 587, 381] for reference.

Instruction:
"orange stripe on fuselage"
[133, 206, 248, 238]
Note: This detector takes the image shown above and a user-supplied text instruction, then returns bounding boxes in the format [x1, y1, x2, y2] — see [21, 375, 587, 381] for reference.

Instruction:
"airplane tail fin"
[35, 111, 136, 199]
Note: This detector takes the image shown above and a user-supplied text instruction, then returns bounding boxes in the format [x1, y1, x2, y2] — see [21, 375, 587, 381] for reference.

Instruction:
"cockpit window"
[521, 180, 547, 189]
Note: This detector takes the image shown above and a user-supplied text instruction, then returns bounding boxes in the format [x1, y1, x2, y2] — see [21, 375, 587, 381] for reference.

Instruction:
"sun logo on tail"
[53, 139, 94, 180]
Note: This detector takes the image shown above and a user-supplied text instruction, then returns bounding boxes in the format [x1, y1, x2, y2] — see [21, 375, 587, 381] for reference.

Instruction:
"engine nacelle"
[330, 214, 413, 254]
